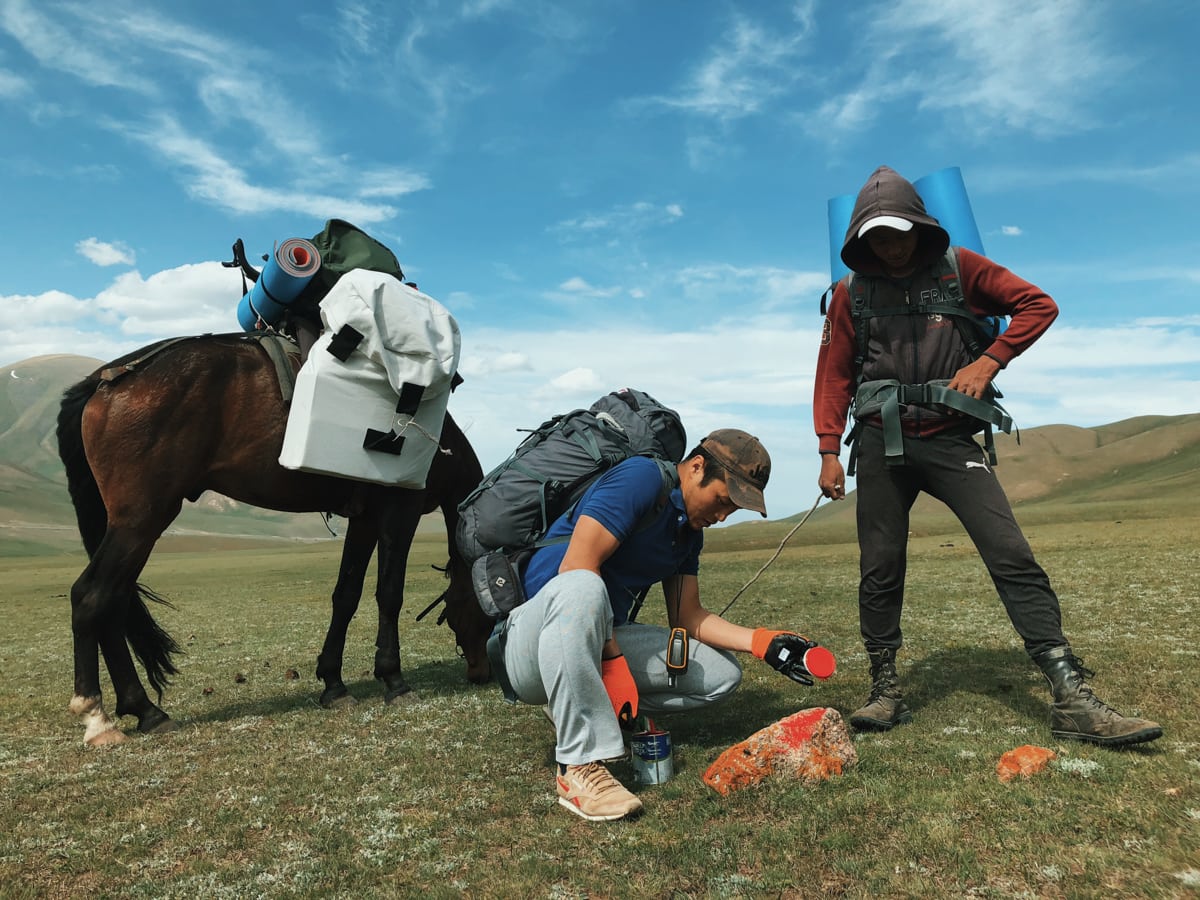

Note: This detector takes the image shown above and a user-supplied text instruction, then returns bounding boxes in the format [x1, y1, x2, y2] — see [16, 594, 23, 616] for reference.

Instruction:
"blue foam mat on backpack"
[237, 237, 322, 332]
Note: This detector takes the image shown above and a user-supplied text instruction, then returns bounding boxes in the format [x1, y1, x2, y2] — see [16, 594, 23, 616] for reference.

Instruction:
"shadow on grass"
[176, 657, 494, 728]
[905, 644, 1048, 721]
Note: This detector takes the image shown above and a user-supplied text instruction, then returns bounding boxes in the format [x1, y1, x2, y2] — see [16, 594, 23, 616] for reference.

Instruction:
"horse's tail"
[128, 585, 181, 697]
[56, 376, 107, 556]
[56, 375, 180, 698]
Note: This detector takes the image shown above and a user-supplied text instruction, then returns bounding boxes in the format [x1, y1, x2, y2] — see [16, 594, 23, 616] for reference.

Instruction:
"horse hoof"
[87, 728, 129, 748]
[321, 692, 358, 710]
[384, 688, 417, 706]
[147, 718, 180, 735]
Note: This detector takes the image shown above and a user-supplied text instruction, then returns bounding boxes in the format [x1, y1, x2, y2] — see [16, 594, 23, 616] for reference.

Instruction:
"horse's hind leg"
[374, 491, 425, 705]
[71, 527, 177, 745]
[316, 517, 379, 708]
[69, 564, 128, 746]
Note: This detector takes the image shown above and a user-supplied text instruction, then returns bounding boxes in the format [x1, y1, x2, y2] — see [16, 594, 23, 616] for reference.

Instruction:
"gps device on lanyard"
[666, 627, 688, 686]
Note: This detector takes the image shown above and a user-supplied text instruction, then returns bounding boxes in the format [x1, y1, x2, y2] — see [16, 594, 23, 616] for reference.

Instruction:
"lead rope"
[718, 493, 824, 617]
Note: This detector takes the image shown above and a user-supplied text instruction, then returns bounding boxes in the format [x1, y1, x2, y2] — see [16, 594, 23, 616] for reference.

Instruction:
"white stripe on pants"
[503, 569, 743, 765]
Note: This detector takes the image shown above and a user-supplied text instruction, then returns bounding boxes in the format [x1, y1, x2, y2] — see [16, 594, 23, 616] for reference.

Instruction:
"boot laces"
[1067, 655, 1121, 714]
[1067, 653, 1096, 680]
[867, 665, 900, 702]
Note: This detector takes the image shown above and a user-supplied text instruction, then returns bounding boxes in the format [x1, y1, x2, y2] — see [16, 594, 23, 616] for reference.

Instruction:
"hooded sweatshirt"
[813, 166, 1059, 454]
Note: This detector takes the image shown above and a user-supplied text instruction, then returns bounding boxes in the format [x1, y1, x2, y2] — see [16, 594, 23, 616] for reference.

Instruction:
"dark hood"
[840, 166, 950, 276]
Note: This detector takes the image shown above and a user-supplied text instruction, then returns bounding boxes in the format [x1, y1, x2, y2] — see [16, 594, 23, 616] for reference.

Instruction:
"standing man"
[813, 165, 1161, 747]
[495, 429, 830, 822]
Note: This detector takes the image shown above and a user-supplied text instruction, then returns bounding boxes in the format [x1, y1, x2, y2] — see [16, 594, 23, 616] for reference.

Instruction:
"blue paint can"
[630, 730, 673, 785]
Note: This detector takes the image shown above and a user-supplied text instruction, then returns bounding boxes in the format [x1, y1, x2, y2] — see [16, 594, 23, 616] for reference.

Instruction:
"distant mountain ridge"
[787, 410, 1200, 540]
[3, 354, 1198, 555]
[0, 354, 425, 555]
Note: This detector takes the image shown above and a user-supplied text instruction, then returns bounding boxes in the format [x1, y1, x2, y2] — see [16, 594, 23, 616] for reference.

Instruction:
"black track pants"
[854, 426, 1066, 658]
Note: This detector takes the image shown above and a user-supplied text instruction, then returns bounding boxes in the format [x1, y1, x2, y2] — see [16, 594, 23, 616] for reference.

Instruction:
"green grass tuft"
[2, 512, 1198, 896]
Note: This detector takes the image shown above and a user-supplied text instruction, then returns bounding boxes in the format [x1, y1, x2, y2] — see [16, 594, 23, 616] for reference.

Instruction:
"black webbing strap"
[326, 325, 364, 362]
[487, 622, 518, 704]
[362, 382, 427, 456]
[847, 380, 1014, 471]
[395, 381, 424, 416]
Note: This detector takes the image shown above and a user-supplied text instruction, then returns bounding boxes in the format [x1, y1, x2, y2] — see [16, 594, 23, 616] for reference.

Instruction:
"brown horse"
[56, 332, 493, 746]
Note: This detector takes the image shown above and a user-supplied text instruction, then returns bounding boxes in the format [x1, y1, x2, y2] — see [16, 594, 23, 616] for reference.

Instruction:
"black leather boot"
[1034, 646, 1163, 747]
[849, 648, 912, 731]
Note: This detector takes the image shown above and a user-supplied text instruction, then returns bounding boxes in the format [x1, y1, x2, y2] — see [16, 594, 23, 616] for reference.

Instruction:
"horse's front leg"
[316, 517, 379, 708]
[374, 490, 424, 704]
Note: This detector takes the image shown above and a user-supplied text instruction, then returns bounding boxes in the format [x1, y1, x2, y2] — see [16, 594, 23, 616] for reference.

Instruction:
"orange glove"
[751, 628, 786, 660]
[601, 654, 639, 729]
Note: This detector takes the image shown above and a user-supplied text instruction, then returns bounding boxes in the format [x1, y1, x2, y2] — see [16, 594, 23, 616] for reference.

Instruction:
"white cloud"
[0, 0, 158, 93]
[2, 3, 432, 224]
[1001, 225, 1023, 237]
[0, 65, 27, 97]
[0, 260, 244, 365]
[457, 349, 532, 377]
[633, 15, 810, 122]
[839, 0, 1124, 137]
[554, 202, 686, 241]
[2, 253, 1197, 521]
[555, 277, 621, 299]
[116, 114, 404, 222]
[76, 238, 136, 266]
[93, 263, 242, 336]
[544, 367, 603, 395]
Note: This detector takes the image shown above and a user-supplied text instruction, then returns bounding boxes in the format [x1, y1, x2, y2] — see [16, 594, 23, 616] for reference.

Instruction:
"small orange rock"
[996, 744, 1056, 783]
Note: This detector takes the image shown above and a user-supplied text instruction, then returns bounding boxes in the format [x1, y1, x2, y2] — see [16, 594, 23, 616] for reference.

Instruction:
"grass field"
[2, 511, 1198, 898]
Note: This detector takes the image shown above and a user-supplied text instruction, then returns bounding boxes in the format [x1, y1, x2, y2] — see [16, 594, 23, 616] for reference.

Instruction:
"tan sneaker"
[555, 762, 643, 822]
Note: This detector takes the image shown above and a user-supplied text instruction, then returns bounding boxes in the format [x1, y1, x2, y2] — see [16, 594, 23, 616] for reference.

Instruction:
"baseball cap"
[857, 215, 914, 238]
[700, 429, 771, 517]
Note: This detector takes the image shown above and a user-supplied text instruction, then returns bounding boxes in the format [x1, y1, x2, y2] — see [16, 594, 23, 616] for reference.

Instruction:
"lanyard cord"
[718, 493, 824, 618]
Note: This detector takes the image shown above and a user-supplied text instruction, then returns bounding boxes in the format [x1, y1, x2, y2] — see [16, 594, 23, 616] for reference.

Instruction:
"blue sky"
[2, 0, 1197, 521]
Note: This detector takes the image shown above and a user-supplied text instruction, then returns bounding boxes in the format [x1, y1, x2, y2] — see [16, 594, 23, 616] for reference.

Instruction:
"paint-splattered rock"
[703, 707, 857, 796]
[996, 744, 1056, 783]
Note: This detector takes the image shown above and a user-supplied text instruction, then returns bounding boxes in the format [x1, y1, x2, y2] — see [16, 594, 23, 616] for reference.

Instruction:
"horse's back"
[78, 335, 320, 515]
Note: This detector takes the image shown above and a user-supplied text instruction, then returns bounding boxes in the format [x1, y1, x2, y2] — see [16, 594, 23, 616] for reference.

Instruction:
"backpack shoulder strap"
[936, 246, 995, 360]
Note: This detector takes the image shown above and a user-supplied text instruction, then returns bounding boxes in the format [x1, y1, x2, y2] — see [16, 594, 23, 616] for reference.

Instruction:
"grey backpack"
[456, 388, 687, 619]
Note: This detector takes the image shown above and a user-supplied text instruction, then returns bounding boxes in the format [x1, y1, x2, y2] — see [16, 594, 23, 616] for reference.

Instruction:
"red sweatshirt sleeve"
[955, 247, 1059, 368]
[812, 280, 858, 455]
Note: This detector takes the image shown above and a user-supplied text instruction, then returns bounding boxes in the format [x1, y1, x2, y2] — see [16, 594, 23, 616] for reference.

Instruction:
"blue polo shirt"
[521, 456, 702, 625]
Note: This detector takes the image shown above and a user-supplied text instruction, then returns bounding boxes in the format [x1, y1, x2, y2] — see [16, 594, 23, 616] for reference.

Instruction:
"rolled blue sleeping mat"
[237, 237, 322, 332]
[827, 166, 985, 283]
[913, 167, 985, 258]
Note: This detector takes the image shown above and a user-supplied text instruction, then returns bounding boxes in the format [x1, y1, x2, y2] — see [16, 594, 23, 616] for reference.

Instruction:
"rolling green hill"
[3, 353, 1198, 557]
[717, 411, 1200, 553]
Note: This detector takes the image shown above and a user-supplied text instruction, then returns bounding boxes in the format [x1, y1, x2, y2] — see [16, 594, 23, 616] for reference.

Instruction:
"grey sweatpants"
[502, 569, 743, 766]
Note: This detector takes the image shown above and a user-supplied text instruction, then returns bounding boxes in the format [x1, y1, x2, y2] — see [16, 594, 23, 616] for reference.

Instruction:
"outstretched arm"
[667, 574, 757, 652]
